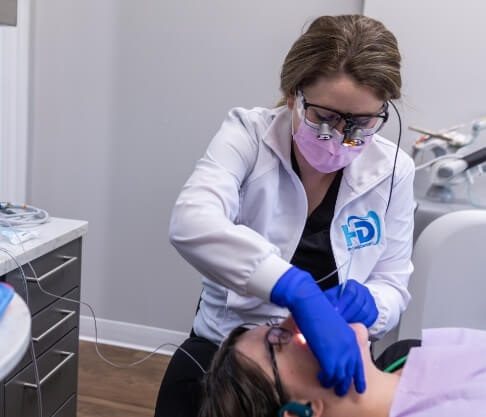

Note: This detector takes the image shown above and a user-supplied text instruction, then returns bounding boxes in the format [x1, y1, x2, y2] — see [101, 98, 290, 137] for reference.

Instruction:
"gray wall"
[28, 0, 362, 335]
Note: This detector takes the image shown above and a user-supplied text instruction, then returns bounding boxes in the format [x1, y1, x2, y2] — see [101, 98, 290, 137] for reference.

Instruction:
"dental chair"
[373, 209, 486, 356]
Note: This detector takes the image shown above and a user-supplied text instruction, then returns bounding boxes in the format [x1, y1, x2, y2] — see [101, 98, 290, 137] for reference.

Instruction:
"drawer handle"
[32, 309, 77, 343]
[23, 351, 75, 389]
[26, 255, 78, 283]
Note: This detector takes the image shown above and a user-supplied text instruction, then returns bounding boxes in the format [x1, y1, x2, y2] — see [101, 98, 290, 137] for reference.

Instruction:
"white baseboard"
[79, 315, 189, 356]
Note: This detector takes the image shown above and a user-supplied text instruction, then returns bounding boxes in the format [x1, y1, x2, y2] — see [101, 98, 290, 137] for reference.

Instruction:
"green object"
[383, 355, 408, 373]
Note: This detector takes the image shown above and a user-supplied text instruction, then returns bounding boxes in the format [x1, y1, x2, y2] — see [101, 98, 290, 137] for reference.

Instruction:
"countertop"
[0, 217, 88, 276]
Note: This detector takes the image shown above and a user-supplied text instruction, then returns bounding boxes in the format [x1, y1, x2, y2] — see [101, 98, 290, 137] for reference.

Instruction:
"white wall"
[27, 0, 362, 347]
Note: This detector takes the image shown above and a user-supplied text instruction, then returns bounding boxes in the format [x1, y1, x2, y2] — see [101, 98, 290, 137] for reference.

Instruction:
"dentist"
[155, 14, 414, 417]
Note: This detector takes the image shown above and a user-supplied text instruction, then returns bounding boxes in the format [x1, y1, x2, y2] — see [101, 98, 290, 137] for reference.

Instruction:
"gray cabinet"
[0, 379, 3, 417]
[0, 238, 82, 417]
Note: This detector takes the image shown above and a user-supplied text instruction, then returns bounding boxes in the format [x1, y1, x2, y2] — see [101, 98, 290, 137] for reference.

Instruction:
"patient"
[199, 317, 486, 416]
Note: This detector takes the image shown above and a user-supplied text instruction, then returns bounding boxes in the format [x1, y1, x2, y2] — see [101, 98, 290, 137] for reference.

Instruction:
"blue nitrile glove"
[271, 266, 365, 396]
[324, 280, 378, 328]
[0, 282, 14, 318]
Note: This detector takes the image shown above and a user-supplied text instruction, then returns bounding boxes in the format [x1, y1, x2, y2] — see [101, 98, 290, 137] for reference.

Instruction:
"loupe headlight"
[315, 121, 366, 146]
[343, 128, 365, 147]
[317, 123, 333, 140]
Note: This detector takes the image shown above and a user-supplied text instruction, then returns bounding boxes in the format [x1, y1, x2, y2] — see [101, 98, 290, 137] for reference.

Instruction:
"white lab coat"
[169, 106, 415, 343]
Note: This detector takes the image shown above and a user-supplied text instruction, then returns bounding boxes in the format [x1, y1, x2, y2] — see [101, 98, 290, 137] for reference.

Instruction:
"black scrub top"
[290, 148, 341, 291]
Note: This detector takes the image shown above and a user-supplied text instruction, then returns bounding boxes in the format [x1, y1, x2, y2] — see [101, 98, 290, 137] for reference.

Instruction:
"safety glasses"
[298, 90, 389, 135]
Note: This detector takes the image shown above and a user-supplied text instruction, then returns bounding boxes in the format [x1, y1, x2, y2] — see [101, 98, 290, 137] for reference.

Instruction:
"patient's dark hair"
[199, 326, 288, 417]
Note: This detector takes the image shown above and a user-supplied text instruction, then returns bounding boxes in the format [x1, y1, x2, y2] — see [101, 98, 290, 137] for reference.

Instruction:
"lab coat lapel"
[261, 107, 293, 170]
[336, 135, 395, 212]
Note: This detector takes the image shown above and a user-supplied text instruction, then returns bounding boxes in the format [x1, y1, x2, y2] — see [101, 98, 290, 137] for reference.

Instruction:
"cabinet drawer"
[6, 287, 80, 380]
[52, 394, 76, 417]
[5, 239, 81, 315]
[5, 329, 79, 417]
[0, 381, 3, 417]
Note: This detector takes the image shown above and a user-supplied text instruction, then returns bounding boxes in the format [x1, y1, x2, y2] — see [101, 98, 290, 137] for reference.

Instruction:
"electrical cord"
[315, 247, 355, 286]
[0, 224, 206, 417]
[0, 248, 43, 417]
[25, 251, 204, 369]
[414, 154, 462, 172]
[0, 203, 49, 227]
[386, 100, 403, 213]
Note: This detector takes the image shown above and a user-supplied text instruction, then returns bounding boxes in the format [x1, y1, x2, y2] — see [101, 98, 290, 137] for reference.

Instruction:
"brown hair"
[277, 14, 401, 105]
[199, 326, 288, 417]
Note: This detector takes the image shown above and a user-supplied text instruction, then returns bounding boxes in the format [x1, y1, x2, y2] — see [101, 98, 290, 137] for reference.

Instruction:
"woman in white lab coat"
[154, 14, 414, 417]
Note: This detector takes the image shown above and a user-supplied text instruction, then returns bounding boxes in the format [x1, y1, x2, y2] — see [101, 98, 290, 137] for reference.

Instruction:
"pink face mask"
[292, 101, 373, 174]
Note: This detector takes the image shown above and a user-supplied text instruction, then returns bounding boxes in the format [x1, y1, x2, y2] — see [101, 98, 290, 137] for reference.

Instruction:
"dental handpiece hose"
[463, 147, 486, 168]
[437, 146, 486, 179]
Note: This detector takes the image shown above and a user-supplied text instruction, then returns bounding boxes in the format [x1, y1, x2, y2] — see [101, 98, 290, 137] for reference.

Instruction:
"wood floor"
[77, 340, 171, 417]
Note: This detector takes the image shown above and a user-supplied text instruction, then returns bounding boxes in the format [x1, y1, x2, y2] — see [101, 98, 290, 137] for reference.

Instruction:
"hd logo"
[341, 210, 381, 250]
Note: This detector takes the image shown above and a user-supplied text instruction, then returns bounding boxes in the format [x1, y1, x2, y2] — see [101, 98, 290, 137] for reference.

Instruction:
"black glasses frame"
[300, 92, 389, 133]
[265, 325, 293, 406]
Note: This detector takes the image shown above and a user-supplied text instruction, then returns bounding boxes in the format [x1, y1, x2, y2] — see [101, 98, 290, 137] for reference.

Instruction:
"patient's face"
[236, 318, 321, 398]
[235, 318, 372, 410]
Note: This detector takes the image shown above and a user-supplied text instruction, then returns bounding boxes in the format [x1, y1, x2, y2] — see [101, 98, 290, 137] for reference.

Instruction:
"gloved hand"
[324, 280, 378, 328]
[271, 266, 365, 396]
